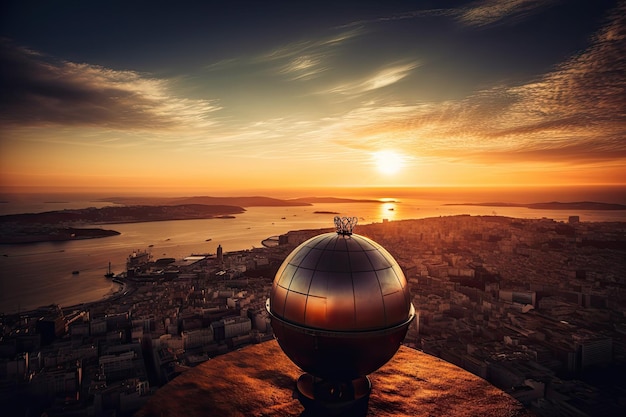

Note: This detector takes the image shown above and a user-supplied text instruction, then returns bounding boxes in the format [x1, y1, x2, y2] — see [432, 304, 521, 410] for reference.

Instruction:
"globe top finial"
[334, 216, 358, 235]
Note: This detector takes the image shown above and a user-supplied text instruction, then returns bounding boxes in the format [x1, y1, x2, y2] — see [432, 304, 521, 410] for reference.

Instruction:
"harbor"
[2, 197, 626, 314]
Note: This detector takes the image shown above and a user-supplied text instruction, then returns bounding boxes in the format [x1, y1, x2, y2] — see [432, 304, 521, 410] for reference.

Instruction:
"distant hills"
[0, 196, 384, 243]
[0, 204, 244, 243]
[0, 204, 244, 225]
[288, 196, 385, 204]
[0, 195, 382, 231]
[99, 195, 385, 206]
[100, 196, 312, 207]
[444, 201, 626, 210]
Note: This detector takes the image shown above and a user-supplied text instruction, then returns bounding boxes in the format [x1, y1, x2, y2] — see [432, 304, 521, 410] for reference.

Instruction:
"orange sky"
[1, 1, 625, 194]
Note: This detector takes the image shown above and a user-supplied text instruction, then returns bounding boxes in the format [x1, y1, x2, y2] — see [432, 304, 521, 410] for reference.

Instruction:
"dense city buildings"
[1, 215, 625, 416]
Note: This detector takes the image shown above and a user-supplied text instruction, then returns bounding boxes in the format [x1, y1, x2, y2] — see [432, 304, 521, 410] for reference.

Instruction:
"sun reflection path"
[381, 202, 397, 221]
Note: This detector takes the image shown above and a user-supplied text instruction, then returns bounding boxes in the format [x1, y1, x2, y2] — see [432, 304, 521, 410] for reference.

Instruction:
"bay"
[1, 194, 625, 314]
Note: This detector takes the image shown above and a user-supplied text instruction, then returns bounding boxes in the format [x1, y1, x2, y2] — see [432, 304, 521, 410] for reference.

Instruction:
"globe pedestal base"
[295, 373, 371, 417]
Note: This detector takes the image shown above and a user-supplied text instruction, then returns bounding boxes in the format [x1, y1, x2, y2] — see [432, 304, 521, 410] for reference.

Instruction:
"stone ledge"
[137, 340, 534, 417]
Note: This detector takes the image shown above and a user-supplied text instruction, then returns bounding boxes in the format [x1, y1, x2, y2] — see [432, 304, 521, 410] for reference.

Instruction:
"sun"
[373, 150, 404, 175]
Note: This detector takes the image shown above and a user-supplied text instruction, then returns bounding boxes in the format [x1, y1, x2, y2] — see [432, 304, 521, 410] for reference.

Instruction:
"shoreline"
[444, 201, 626, 210]
[0, 208, 626, 313]
[21, 277, 130, 318]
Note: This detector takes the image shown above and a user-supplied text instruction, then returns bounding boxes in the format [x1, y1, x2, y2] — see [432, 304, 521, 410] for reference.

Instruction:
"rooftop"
[137, 340, 534, 417]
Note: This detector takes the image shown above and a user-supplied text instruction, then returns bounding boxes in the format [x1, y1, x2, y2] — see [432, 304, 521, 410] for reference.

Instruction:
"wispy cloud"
[336, 0, 557, 31]
[322, 62, 420, 96]
[0, 40, 221, 130]
[336, 9, 452, 30]
[263, 28, 363, 62]
[456, 0, 558, 27]
[279, 54, 328, 80]
[254, 28, 363, 83]
[362, 64, 420, 91]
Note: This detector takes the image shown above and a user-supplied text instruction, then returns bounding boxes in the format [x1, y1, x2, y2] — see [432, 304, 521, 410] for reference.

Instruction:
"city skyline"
[1, 0, 625, 193]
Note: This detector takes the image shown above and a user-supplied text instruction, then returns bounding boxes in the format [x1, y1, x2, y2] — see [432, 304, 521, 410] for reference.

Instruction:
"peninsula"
[444, 201, 626, 210]
[0, 204, 245, 225]
[0, 204, 244, 244]
[0, 195, 386, 244]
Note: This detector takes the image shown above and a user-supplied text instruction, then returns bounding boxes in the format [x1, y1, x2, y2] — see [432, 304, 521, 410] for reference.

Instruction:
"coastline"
[7, 213, 625, 317]
[444, 201, 626, 210]
[2, 195, 626, 315]
[0, 196, 391, 244]
[12, 276, 129, 318]
[0, 204, 248, 244]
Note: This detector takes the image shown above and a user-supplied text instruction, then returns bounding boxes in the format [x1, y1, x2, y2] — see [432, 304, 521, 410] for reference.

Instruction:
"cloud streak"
[322, 62, 419, 96]
[0, 40, 220, 130]
[279, 54, 328, 80]
[456, 0, 558, 27]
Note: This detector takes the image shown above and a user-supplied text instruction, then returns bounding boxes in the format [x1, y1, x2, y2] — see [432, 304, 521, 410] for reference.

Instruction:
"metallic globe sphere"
[266, 227, 415, 380]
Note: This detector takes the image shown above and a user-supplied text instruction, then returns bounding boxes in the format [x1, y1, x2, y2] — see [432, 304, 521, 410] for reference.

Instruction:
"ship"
[126, 249, 152, 278]
[127, 249, 152, 269]
[105, 262, 114, 278]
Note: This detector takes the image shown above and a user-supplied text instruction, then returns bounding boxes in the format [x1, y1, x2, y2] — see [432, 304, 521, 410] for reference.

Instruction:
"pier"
[261, 235, 280, 248]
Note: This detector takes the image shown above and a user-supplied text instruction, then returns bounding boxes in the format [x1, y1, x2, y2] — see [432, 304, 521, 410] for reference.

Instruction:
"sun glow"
[373, 151, 404, 175]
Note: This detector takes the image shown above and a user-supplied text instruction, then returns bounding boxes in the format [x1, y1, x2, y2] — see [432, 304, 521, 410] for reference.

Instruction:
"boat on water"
[105, 262, 114, 278]
[72, 270, 80, 275]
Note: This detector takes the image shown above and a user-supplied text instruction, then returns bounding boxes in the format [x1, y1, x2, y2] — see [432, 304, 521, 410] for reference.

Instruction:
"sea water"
[1, 188, 625, 314]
